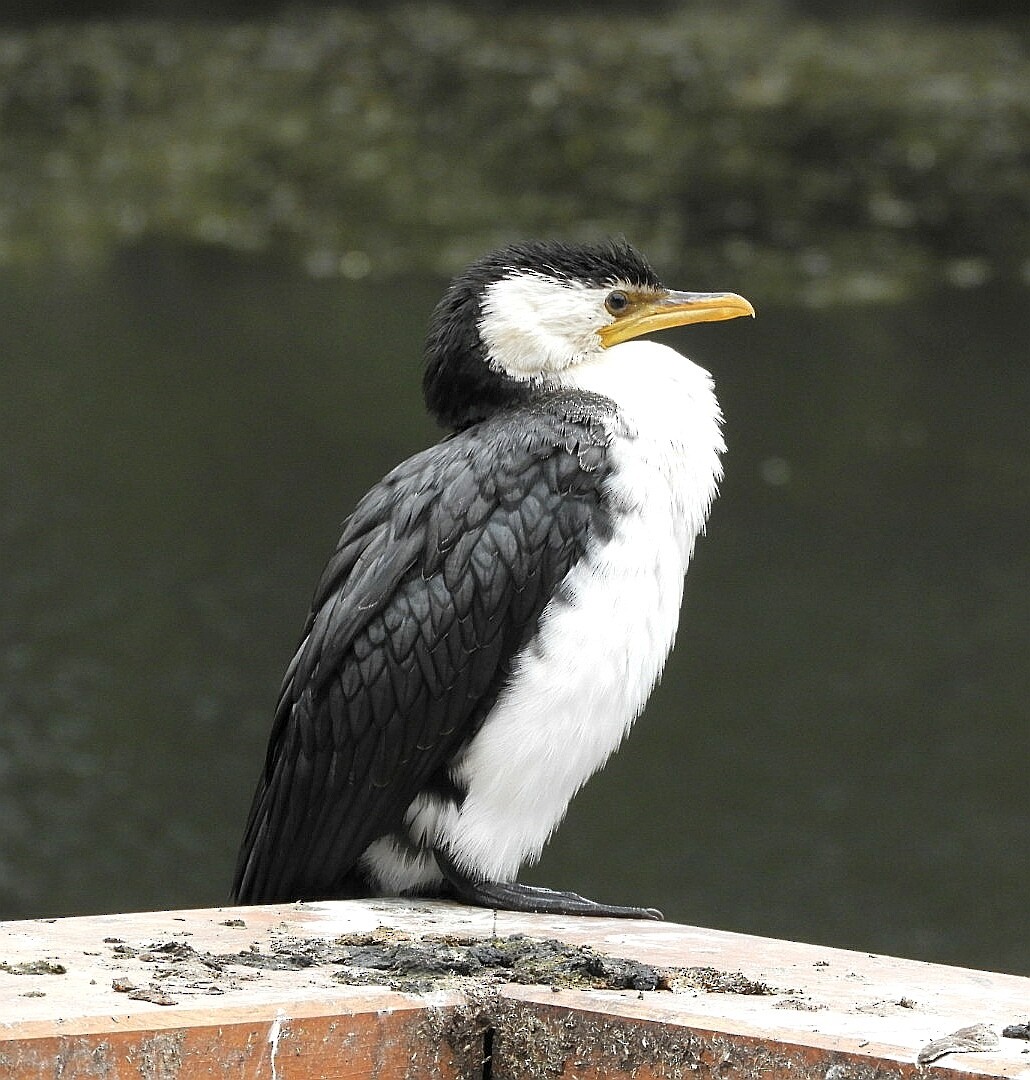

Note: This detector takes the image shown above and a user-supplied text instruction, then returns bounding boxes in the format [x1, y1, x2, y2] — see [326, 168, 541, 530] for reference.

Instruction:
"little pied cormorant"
[231, 239, 754, 920]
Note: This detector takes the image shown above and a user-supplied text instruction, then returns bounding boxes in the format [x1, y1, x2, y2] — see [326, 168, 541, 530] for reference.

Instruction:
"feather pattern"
[231, 391, 617, 903]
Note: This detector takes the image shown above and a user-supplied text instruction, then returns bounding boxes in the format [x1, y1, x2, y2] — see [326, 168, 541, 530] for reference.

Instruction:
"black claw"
[434, 849, 663, 920]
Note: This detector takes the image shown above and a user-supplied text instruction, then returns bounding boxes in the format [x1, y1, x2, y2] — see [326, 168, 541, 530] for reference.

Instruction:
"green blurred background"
[0, 2, 1027, 975]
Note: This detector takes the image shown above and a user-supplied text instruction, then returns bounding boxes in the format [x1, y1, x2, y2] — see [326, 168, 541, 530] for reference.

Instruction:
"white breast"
[426, 340, 725, 882]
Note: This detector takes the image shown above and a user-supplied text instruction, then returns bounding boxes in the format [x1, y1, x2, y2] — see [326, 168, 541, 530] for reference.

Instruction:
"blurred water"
[0, 248, 1026, 974]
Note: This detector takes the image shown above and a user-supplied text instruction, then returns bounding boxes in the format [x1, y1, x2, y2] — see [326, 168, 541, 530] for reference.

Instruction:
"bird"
[231, 238, 754, 920]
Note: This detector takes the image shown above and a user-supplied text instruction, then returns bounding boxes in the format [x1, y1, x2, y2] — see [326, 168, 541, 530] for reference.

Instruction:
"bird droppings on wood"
[323, 928, 778, 997]
[0, 959, 67, 975]
[328, 931, 677, 994]
[84, 926, 779, 999]
[916, 1024, 1001, 1065]
[125, 984, 180, 1006]
[854, 998, 919, 1017]
[773, 996, 828, 1012]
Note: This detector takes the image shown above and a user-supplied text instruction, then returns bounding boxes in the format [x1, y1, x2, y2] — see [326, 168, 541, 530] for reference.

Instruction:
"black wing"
[232, 393, 615, 903]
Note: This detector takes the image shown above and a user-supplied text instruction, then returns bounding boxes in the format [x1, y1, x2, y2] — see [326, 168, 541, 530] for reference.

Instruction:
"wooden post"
[1, 899, 1027, 1078]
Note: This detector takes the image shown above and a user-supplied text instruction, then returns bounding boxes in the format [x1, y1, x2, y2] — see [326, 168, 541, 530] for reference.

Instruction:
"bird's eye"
[605, 289, 630, 315]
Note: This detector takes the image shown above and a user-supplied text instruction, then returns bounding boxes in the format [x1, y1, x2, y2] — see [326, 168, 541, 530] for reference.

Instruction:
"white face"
[478, 271, 625, 381]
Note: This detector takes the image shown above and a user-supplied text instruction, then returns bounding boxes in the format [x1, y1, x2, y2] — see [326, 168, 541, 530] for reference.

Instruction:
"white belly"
[442, 489, 689, 880]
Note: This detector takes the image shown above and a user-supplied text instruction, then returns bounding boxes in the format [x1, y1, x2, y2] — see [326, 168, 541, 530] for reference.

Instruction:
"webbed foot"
[434, 849, 662, 920]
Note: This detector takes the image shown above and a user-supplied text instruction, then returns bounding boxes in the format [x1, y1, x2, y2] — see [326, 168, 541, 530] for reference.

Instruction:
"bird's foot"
[434, 849, 662, 920]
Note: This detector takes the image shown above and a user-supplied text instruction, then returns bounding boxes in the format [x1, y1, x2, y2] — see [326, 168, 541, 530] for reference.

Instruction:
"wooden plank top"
[1, 899, 1028, 1079]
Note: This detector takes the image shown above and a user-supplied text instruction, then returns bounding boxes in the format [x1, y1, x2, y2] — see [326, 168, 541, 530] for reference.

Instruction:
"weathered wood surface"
[1, 899, 1028, 1078]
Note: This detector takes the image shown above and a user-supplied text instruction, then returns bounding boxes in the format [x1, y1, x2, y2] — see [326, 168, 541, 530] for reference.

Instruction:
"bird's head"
[423, 239, 754, 430]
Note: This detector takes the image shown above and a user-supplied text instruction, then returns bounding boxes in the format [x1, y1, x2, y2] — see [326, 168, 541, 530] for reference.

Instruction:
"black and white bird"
[231, 239, 753, 919]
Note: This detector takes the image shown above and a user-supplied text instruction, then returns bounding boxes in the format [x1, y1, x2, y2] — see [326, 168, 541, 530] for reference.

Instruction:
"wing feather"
[232, 393, 615, 903]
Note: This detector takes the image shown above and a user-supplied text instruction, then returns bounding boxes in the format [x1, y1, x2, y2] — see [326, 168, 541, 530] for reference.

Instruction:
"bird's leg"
[433, 850, 662, 920]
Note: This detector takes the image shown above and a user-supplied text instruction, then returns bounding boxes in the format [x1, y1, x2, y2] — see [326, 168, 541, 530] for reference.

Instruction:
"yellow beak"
[598, 290, 755, 348]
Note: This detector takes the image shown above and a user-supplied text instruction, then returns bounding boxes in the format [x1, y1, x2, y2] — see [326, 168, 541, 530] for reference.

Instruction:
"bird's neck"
[560, 339, 725, 556]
